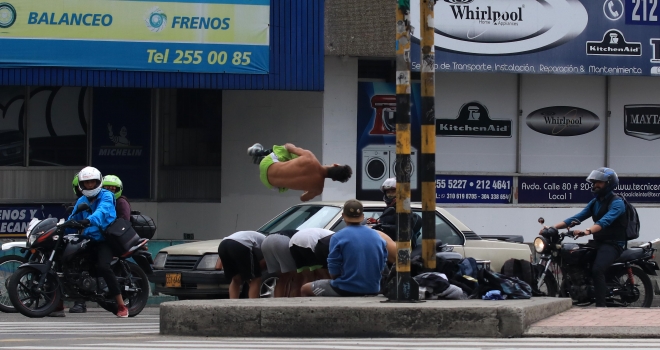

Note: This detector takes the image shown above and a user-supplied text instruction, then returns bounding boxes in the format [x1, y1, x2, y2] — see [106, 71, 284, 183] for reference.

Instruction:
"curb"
[160, 297, 572, 338]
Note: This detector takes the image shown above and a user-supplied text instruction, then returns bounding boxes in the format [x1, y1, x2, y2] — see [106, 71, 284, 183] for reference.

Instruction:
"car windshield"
[258, 205, 341, 234]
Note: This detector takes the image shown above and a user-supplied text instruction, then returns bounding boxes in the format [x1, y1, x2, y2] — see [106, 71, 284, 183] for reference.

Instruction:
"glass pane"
[415, 213, 463, 247]
[258, 206, 341, 234]
[0, 86, 25, 166]
[330, 209, 382, 232]
[27, 87, 88, 166]
[435, 215, 464, 245]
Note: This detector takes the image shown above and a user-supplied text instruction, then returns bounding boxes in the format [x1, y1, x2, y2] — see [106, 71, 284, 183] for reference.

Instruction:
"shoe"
[116, 305, 129, 318]
[69, 301, 87, 313]
[247, 143, 264, 156]
[48, 309, 66, 317]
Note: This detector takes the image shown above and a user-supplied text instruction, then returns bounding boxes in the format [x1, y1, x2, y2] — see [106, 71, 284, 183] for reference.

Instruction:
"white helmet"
[381, 178, 396, 205]
[77, 166, 103, 198]
[380, 178, 396, 193]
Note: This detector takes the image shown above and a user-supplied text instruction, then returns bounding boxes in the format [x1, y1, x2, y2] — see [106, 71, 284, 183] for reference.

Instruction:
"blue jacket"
[67, 189, 117, 241]
[327, 224, 387, 294]
[564, 192, 626, 244]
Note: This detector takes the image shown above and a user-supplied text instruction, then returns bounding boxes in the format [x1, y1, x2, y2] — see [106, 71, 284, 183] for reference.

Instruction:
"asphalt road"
[1, 308, 660, 349]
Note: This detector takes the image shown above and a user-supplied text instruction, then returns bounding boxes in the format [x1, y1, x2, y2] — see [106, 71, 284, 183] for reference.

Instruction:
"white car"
[149, 201, 532, 299]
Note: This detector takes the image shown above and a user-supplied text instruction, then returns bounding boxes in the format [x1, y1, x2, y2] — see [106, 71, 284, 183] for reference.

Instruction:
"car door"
[411, 210, 466, 258]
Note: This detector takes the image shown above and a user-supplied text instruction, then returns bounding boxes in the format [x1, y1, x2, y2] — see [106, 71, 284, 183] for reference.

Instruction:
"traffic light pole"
[386, 0, 420, 302]
[420, 0, 437, 271]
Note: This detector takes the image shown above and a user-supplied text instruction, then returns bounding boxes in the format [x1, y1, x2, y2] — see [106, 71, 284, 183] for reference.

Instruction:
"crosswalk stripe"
[4, 339, 660, 350]
[0, 321, 159, 335]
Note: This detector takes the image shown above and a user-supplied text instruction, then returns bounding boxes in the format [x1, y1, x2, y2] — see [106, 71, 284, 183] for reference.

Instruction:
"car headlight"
[153, 252, 167, 269]
[534, 237, 548, 254]
[197, 254, 219, 271]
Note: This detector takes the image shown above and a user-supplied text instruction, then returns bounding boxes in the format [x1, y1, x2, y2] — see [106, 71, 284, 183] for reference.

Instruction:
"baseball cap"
[343, 199, 364, 223]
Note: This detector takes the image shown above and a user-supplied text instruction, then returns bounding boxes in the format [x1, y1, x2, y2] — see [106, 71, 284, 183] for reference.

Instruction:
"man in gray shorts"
[262, 230, 298, 297]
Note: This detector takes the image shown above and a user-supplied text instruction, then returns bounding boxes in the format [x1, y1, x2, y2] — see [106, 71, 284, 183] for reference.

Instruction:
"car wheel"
[260, 276, 277, 298]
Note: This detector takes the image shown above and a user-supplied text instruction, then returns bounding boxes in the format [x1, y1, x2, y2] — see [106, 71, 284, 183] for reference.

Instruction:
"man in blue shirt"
[542, 167, 626, 307]
[301, 199, 387, 296]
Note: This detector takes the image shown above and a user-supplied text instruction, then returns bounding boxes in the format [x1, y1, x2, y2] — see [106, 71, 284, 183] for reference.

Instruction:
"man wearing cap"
[301, 199, 388, 297]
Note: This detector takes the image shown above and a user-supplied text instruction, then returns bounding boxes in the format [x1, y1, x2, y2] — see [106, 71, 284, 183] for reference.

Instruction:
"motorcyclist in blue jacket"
[543, 167, 626, 307]
[69, 166, 128, 317]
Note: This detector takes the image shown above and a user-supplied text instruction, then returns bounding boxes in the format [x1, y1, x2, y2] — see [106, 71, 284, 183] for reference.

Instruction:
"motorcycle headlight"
[196, 254, 219, 271]
[153, 252, 167, 269]
[28, 234, 37, 246]
[534, 237, 548, 254]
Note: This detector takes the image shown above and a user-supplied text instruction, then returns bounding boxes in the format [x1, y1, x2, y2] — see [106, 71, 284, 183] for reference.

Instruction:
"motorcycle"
[7, 204, 154, 318]
[0, 241, 28, 313]
[534, 217, 659, 307]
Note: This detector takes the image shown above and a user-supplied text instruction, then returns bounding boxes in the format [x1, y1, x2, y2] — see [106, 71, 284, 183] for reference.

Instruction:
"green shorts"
[258, 145, 297, 193]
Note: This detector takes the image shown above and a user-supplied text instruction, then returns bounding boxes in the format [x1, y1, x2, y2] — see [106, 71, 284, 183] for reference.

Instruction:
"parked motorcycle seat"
[615, 247, 646, 263]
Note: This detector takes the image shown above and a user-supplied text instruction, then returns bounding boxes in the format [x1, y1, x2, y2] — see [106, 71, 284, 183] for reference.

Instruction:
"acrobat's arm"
[284, 143, 312, 157]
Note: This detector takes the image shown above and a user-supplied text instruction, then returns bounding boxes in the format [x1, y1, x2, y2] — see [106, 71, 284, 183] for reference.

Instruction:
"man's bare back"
[267, 145, 326, 201]
[250, 143, 352, 202]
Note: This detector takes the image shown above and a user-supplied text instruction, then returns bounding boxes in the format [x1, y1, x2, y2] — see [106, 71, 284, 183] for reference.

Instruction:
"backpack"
[501, 258, 544, 296]
[616, 194, 640, 241]
[602, 194, 640, 241]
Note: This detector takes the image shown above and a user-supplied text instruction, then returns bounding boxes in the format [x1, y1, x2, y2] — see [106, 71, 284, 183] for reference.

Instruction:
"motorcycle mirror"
[538, 217, 545, 225]
[73, 203, 90, 215]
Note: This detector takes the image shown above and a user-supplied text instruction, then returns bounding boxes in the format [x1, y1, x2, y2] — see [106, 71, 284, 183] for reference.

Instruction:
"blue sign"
[409, 0, 660, 76]
[518, 177, 592, 204]
[0, 204, 67, 238]
[518, 176, 660, 203]
[435, 175, 513, 204]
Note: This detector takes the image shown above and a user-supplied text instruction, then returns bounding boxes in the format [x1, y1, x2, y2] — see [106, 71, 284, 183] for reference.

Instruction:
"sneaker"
[69, 301, 87, 313]
[116, 305, 129, 318]
[247, 143, 264, 156]
[48, 309, 65, 317]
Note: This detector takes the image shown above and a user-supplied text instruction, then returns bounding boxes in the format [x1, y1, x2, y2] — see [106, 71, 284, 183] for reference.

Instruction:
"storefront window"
[27, 87, 88, 166]
[0, 86, 26, 166]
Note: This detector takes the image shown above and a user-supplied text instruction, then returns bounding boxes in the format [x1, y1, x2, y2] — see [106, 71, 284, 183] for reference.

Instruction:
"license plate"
[165, 273, 181, 288]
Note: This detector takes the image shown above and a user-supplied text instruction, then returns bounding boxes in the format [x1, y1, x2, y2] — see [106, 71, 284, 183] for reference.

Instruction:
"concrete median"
[160, 296, 572, 338]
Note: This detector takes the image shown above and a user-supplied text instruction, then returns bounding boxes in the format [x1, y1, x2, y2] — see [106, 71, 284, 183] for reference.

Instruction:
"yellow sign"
[0, 0, 269, 45]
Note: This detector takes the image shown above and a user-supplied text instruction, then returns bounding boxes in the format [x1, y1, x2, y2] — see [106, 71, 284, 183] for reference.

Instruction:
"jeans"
[591, 241, 623, 307]
[95, 243, 121, 297]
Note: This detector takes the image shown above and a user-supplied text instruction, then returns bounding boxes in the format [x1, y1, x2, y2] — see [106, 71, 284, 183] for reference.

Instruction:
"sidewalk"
[160, 296, 572, 338]
[525, 307, 660, 338]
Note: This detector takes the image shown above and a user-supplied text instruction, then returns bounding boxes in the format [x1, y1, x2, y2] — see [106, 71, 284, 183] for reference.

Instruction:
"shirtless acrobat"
[248, 143, 352, 202]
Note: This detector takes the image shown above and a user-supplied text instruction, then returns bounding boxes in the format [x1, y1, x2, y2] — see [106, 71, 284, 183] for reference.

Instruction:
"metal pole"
[388, 0, 419, 301]
[420, 0, 436, 271]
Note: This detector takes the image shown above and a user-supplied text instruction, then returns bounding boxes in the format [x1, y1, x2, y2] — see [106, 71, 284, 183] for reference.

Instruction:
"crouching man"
[301, 199, 387, 297]
[216, 231, 266, 299]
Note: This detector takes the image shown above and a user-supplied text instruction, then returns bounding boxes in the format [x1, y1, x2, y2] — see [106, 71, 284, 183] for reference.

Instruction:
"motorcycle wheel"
[611, 265, 654, 308]
[98, 262, 150, 317]
[0, 254, 28, 313]
[7, 267, 61, 318]
[538, 273, 559, 297]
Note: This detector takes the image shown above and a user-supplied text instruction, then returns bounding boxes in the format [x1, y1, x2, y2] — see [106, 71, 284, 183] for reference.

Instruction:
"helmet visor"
[586, 170, 609, 183]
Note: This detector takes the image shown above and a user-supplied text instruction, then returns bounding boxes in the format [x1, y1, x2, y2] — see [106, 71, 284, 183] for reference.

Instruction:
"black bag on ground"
[478, 268, 532, 299]
[501, 258, 544, 296]
[104, 218, 141, 256]
[130, 210, 157, 240]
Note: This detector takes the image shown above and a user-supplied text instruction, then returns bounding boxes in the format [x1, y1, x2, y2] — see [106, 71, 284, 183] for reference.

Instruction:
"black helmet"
[586, 167, 619, 196]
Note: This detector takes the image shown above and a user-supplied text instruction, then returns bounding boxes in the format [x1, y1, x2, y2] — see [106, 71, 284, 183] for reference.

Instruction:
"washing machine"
[361, 144, 394, 190]
[361, 144, 418, 191]
[390, 146, 418, 190]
